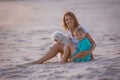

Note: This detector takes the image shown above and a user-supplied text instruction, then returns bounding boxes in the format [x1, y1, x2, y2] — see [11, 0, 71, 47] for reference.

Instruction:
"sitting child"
[71, 27, 92, 62]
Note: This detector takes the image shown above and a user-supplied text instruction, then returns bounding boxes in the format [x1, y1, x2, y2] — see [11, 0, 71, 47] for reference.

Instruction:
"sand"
[0, 0, 120, 80]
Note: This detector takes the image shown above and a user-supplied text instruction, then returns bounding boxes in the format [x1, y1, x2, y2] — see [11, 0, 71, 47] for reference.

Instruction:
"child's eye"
[76, 34, 78, 37]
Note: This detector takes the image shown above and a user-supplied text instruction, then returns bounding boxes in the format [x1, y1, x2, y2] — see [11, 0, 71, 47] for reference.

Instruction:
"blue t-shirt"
[72, 37, 91, 62]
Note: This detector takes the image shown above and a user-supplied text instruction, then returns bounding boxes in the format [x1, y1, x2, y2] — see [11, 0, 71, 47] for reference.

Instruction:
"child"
[71, 27, 92, 62]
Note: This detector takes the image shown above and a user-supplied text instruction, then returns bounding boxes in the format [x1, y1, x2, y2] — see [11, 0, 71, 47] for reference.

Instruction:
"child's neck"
[78, 37, 85, 41]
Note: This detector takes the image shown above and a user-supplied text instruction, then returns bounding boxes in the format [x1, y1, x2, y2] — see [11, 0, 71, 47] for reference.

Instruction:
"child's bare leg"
[61, 44, 75, 63]
[61, 44, 70, 63]
[31, 43, 64, 64]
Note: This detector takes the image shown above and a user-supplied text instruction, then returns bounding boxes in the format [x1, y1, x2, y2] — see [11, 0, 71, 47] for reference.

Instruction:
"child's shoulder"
[82, 37, 91, 44]
[84, 37, 89, 41]
[78, 37, 89, 44]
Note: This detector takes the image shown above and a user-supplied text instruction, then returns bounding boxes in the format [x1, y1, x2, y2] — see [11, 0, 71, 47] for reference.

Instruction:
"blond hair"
[62, 11, 79, 31]
[74, 27, 85, 35]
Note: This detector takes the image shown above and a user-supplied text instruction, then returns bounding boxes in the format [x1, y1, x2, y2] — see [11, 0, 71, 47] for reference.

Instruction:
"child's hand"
[82, 51, 92, 54]
[80, 51, 90, 58]
[81, 53, 88, 58]
[82, 51, 89, 53]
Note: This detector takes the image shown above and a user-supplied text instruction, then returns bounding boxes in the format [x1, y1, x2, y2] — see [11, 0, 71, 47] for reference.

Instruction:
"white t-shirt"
[67, 24, 89, 45]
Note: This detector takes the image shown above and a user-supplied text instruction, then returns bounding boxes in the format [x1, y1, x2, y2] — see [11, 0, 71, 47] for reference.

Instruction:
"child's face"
[65, 15, 74, 29]
[74, 31, 86, 40]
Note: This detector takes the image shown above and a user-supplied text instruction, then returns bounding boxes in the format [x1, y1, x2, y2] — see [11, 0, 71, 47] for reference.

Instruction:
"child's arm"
[71, 38, 91, 61]
[86, 33, 96, 53]
[71, 51, 89, 60]
[86, 33, 96, 60]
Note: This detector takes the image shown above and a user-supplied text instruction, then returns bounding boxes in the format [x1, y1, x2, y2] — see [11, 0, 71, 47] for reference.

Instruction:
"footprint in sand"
[0, 68, 23, 78]
[68, 74, 84, 79]
[116, 53, 120, 55]
[21, 57, 32, 61]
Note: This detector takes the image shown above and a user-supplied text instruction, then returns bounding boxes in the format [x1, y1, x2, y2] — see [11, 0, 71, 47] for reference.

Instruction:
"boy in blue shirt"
[71, 27, 92, 62]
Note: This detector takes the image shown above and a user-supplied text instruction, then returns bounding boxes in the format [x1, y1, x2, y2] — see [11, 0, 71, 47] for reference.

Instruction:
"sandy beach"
[0, 0, 120, 80]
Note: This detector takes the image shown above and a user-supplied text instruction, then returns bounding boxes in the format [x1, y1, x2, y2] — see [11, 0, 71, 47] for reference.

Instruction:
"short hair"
[74, 27, 85, 34]
[62, 11, 79, 31]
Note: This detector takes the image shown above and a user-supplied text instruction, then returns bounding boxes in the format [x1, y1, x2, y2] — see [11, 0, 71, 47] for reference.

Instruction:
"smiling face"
[64, 15, 75, 29]
[62, 11, 79, 31]
[74, 28, 86, 40]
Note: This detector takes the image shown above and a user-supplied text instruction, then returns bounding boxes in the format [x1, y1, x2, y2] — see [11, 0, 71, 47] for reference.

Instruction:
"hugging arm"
[86, 33, 96, 53]
[71, 38, 93, 61]
[86, 33, 96, 60]
[71, 51, 89, 61]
